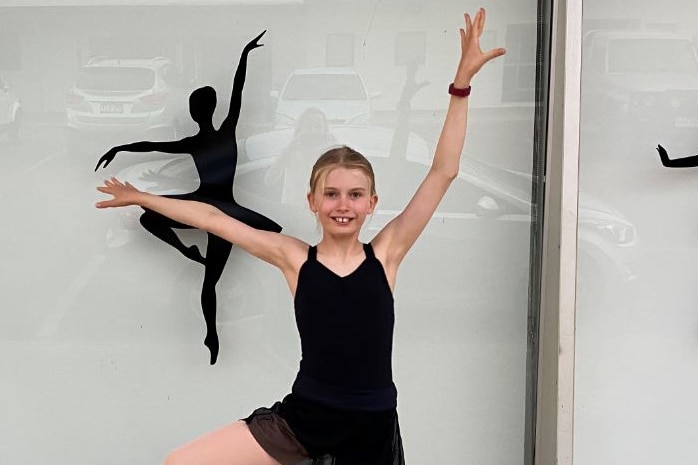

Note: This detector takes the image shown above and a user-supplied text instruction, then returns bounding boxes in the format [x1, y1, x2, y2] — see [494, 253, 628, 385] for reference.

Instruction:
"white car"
[66, 56, 191, 143]
[0, 73, 21, 142]
[271, 68, 380, 127]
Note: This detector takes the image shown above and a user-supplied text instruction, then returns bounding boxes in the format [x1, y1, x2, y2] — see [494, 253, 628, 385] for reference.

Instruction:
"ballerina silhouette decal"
[657, 144, 698, 168]
[95, 31, 282, 365]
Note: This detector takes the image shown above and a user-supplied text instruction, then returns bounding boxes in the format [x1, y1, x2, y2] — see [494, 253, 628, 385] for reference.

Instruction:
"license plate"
[675, 116, 698, 127]
[100, 102, 124, 114]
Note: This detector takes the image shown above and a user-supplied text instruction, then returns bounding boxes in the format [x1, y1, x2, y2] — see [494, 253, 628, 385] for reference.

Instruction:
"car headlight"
[582, 215, 636, 246]
[597, 222, 635, 245]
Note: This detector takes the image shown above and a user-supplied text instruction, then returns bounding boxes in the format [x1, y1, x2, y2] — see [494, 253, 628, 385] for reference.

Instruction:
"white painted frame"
[534, 0, 582, 463]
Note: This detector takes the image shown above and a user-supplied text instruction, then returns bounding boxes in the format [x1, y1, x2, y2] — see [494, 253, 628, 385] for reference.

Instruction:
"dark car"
[582, 30, 698, 130]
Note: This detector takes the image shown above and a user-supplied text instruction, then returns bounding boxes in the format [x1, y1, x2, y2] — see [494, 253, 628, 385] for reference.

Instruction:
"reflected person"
[95, 31, 282, 365]
[265, 107, 337, 207]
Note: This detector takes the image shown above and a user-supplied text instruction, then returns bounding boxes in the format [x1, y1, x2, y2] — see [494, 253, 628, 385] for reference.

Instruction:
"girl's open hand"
[95, 177, 142, 208]
[455, 8, 506, 86]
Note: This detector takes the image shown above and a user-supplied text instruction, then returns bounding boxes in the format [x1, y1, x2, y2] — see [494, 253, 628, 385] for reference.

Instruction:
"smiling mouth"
[332, 217, 353, 224]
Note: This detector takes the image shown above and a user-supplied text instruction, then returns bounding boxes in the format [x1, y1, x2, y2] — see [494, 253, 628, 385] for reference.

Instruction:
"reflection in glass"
[76, 66, 156, 91]
[577, 3, 698, 465]
[608, 37, 698, 73]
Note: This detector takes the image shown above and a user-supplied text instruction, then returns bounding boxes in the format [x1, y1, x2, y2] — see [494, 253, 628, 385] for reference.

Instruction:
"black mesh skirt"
[243, 393, 405, 465]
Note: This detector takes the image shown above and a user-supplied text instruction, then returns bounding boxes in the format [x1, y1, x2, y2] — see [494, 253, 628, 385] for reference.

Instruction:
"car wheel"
[576, 251, 631, 328]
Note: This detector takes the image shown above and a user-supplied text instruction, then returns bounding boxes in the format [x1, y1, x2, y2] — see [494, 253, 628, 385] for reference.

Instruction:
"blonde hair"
[309, 146, 376, 196]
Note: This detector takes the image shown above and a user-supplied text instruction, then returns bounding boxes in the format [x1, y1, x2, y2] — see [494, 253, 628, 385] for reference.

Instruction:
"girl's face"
[307, 167, 377, 237]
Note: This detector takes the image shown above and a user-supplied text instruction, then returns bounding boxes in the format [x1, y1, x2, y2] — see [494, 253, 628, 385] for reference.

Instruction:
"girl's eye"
[350, 192, 362, 198]
[325, 191, 337, 198]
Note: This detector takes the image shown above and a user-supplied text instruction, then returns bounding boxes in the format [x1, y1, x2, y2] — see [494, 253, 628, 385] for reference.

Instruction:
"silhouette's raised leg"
[140, 210, 206, 265]
[201, 233, 233, 365]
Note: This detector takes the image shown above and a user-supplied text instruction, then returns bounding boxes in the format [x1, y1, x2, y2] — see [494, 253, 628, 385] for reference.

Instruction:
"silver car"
[66, 56, 191, 145]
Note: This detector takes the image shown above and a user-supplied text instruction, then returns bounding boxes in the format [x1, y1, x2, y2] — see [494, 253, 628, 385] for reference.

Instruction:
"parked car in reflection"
[100, 124, 638, 339]
[67, 56, 192, 147]
[582, 30, 698, 129]
[270, 68, 380, 127]
[0, 73, 22, 142]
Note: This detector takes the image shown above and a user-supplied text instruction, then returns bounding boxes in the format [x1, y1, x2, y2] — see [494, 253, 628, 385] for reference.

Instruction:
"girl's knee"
[163, 446, 199, 465]
[162, 449, 183, 465]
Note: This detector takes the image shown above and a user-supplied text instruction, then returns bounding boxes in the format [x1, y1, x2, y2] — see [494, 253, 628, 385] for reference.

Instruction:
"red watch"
[448, 83, 471, 97]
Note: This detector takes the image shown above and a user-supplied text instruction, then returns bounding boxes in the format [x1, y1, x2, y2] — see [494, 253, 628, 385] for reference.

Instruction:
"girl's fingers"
[478, 8, 486, 33]
[485, 47, 507, 62]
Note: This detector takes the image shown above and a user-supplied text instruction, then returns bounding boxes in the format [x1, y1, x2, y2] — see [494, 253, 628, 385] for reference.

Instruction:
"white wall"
[576, 0, 698, 463]
[0, 2, 539, 464]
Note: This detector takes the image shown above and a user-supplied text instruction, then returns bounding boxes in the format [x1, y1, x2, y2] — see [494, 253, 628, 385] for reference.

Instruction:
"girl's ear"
[368, 194, 378, 214]
[307, 191, 317, 213]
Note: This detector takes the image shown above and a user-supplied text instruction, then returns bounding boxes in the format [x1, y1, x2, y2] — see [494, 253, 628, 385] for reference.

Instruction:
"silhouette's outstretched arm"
[219, 30, 266, 135]
[657, 144, 698, 168]
[95, 139, 191, 171]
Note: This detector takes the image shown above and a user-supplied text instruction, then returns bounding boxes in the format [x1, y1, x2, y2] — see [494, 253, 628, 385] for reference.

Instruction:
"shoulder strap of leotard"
[308, 245, 317, 261]
[363, 242, 375, 259]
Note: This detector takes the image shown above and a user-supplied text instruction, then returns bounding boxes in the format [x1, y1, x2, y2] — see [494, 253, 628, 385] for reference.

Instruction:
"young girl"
[96, 9, 504, 465]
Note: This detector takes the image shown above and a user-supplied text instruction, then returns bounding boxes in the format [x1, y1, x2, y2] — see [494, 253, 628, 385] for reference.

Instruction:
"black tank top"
[291, 242, 397, 410]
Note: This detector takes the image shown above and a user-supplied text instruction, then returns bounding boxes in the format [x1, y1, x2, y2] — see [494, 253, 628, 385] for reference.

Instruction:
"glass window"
[577, 1, 698, 464]
[0, 2, 545, 464]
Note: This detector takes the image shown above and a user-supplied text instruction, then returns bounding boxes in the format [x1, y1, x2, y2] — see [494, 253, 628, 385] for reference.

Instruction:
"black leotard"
[291, 242, 397, 410]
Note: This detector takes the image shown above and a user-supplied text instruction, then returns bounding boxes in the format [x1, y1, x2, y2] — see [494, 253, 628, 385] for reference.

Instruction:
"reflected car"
[271, 68, 380, 127]
[66, 56, 192, 144]
[582, 30, 698, 129]
[0, 73, 21, 142]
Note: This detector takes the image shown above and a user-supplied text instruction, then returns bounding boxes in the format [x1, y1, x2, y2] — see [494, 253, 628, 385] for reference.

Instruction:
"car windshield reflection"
[282, 74, 368, 100]
[608, 38, 698, 73]
[77, 67, 156, 92]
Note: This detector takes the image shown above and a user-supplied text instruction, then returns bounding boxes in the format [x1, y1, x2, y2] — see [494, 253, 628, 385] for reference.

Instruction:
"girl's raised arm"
[374, 8, 505, 267]
[96, 178, 303, 270]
